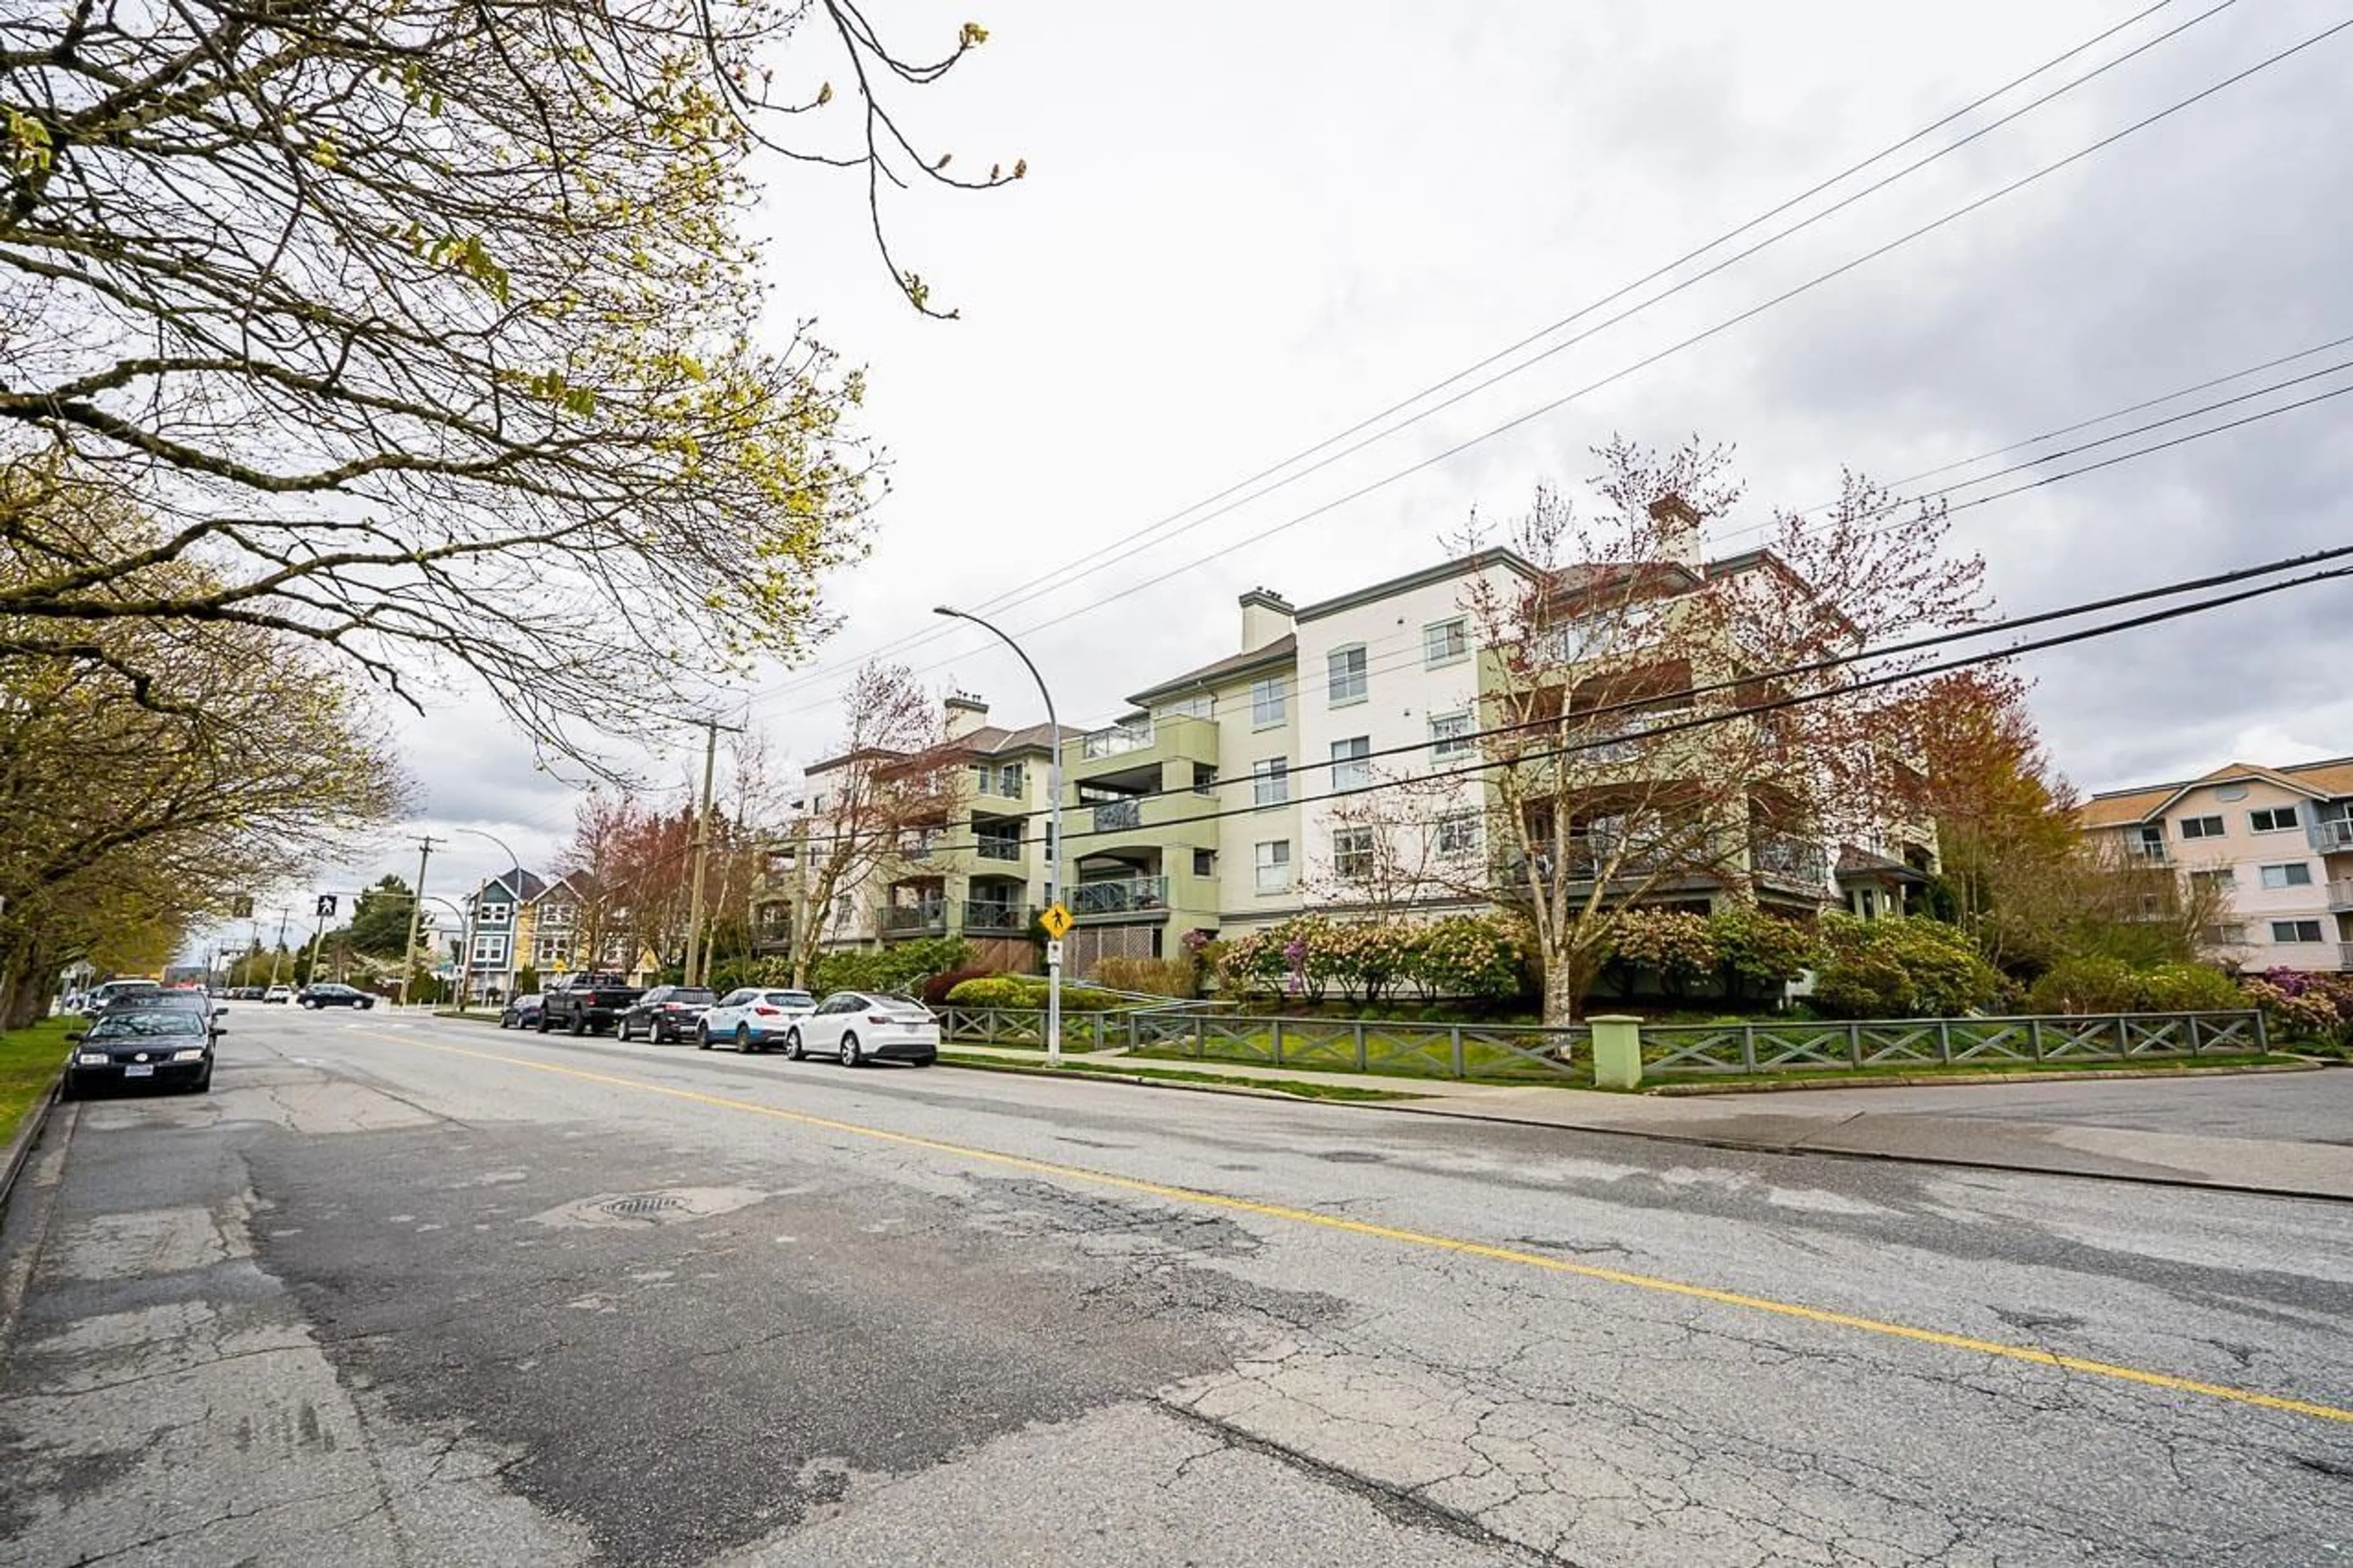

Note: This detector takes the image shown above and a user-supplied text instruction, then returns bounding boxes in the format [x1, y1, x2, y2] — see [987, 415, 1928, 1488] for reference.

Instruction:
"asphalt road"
[3, 1004, 2350, 1567]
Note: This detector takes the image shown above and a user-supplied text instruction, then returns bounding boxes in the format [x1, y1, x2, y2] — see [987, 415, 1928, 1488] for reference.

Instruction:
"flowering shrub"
[1812, 914, 2003, 1018]
[1213, 914, 1530, 1006]
[1707, 902, 1822, 1003]
[2241, 970, 2351, 1044]
[1608, 909, 1717, 994]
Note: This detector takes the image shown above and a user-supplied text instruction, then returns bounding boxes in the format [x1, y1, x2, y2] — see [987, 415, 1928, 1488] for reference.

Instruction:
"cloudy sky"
[256, 0, 2353, 953]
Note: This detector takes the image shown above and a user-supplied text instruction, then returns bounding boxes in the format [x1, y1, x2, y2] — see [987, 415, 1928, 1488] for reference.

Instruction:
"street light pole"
[934, 606, 1064, 1066]
[396, 834, 440, 1009]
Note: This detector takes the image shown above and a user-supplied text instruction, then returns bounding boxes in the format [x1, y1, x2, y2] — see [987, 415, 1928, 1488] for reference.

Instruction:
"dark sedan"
[614, 985, 718, 1044]
[297, 983, 376, 1010]
[498, 993, 545, 1030]
[65, 1010, 216, 1096]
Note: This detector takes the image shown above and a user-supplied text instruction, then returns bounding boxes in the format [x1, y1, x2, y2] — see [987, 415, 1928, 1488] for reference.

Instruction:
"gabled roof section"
[1291, 547, 1538, 624]
[954, 721, 1079, 757]
[1127, 634, 1298, 707]
[2077, 754, 2353, 828]
[478, 869, 544, 903]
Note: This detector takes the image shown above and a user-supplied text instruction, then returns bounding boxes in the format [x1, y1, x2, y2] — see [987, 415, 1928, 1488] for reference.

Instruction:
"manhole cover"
[601, 1195, 688, 1218]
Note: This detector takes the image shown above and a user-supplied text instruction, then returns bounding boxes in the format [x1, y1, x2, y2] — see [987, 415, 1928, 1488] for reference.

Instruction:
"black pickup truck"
[536, 971, 645, 1036]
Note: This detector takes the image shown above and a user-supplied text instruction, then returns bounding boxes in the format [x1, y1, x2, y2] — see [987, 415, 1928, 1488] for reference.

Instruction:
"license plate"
[123, 1064, 154, 1078]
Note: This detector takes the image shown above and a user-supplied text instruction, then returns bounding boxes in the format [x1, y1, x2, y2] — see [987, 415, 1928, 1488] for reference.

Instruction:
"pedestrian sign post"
[1039, 903, 1073, 941]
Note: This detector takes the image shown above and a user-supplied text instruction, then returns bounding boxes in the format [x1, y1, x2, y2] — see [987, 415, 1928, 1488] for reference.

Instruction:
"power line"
[751, 15, 2351, 725]
[778, 540, 2353, 857]
[749, 1, 2225, 708]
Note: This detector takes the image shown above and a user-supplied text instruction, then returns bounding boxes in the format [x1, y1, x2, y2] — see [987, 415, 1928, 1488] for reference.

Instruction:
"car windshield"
[109, 991, 205, 1011]
[669, 990, 716, 1004]
[88, 1012, 203, 1039]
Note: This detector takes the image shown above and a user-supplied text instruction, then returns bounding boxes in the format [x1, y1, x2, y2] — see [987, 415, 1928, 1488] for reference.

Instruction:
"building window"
[477, 901, 511, 926]
[1330, 736, 1371, 792]
[2272, 919, 2324, 943]
[1192, 848, 1216, 878]
[1428, 711, 1474, 760]
[1254, 840, 1292, 893]
[1163, 693, 1214, 721]
[2202, 922, 2247, 945]
[2178, 815, 2225, 839]
[1332, 828, 1375, 882]
[2129, 824, 2164, 861]
[1327, 645, 1368, 705]
[1423, 618, 1469, 667]
[1251, 676, 1287, 728]
[2188, 869, 2236, 895]
[2249, 806, 2300, 832]
[833, 893, 852, 926]
[1252, 757, 1289, 807]
[471, 934, 509, 964]
[536, 937, 568, 965]
[1435, 811, 1479, 858]
[2258, 863, 2313, 890]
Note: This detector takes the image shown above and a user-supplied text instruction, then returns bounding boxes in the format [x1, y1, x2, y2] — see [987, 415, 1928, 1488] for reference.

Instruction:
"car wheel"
[568, 1012, 586, 1037]
[735, 1023, 756, 1055]
[498, 1016, 511, 1029]
[696, 1023, 713, 1051]
[536, 1012, 550, 1033]
[839, 1032, 863, 1068]
[784, 1028, 804, 1061]
[653, 1020, 670, 1045]
[189, 1064, 214, 1094]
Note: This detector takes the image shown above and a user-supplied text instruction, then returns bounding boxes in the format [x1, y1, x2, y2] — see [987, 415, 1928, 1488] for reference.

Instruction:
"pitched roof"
[1833, 845, 1930, 884]
[1127, 633, 1297, 706]
[955, 721, 1080, 757]
[2076, 754, 2353, 828]
[480, 869, 544, 901]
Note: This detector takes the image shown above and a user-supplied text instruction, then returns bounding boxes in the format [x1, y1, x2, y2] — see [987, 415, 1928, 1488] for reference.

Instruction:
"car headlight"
[171, 1048, 207, 1062]
[77, 1052, 110, 1066]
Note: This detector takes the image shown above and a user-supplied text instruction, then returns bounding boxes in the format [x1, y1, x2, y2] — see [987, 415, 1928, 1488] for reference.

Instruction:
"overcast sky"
[246, 0, 2353, 955]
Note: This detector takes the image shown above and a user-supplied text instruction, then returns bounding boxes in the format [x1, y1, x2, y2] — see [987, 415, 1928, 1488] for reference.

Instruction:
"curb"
[943, 1051, 2353, 1205]
[939, 1054, 1419, 1104]
[0, 1068, 63, 1218]
[1646, 1060, 2318, 1095]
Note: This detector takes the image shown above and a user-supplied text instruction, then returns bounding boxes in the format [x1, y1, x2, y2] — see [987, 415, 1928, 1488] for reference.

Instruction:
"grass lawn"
[939, 1052, 1420, 1102]
[1, 1017, 76, 1148]
[1126, 1033, 1591, 1087]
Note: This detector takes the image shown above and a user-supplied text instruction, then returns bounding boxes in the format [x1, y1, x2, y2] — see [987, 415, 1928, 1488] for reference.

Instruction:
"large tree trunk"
[1541, 943, 1603, 1026]
[0, 938, 57, 1031]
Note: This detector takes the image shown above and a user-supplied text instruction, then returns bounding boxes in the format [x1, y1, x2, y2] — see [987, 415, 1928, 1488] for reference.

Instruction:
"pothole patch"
[527, 1187, 768, 1229]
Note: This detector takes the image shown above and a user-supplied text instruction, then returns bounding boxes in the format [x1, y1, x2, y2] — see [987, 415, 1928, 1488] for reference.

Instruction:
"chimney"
[1648, 492, 1703, 571]
[1238, 587, 1295, 652]
[943, 690, 987, 741]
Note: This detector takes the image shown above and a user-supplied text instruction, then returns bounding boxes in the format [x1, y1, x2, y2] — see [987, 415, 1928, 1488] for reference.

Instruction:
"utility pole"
[681, 717, 745, 988]
[266, 909, 290, 990]
[396, 835, 441, 1008]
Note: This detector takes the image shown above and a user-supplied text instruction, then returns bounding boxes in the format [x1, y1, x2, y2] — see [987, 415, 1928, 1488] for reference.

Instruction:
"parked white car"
[782, 991, 940, 1068]
[695, 988, 816, 1055]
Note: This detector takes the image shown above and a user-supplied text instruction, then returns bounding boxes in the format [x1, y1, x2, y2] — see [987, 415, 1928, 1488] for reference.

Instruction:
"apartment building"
[457, 869, 542, 1002]
[2077, 757, 2353, 972]
[781, 535, 1930, 975]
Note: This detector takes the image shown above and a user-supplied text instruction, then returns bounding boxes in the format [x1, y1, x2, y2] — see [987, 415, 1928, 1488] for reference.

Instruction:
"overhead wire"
[747, 1, 2231, 710]
[748, 13, 2352, 725]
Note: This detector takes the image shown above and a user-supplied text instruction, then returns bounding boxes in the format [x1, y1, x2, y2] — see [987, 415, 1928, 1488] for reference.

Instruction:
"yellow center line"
[363, 1028, 2353, 1426]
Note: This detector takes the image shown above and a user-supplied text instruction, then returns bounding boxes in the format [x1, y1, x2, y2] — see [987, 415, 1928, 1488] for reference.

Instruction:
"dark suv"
[297, 983, 376, 1010]
[615, 985, 718, 1044]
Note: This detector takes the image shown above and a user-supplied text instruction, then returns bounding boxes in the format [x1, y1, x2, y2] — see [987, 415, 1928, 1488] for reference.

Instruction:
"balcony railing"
[2327, 880, 2353, 913]
[975, 836, 1023, 862]
[1071, 875, 1169, 917]
[880, 901, 947, 934]
[960, 901, 1033, 934]
[2311, 818, 2353, 853]
[2123, 839, 2169, 865]
[1080, 721, 1154, 760]
[896, 828, 949, 858]
[1090, 797, 1143, 832]
[1751, 831, 1828, 889]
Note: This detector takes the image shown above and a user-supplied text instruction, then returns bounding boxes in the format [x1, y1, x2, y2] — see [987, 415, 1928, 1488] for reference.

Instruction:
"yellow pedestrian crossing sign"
[1040, 903, 1073, 941]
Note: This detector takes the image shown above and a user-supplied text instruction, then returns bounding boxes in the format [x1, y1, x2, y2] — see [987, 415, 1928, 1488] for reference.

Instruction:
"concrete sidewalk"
[945, 1044, 2353, 1202]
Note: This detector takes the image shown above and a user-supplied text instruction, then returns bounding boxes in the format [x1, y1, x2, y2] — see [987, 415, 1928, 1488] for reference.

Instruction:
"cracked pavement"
[2, 1007, 2349, 1566]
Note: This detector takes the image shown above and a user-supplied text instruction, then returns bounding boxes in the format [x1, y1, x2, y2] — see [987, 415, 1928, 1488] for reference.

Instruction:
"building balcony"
[2327, 881, 2353, 914]
[1750, 831, 1829, 892]
[1066, 712, 1221, 789]
[2123, 839, 2169, 866]
[1072, 789, 1217, 857]
[880, 901, 947, 936]
[895, 828, 951, 860]
[1071, 875, 1170, 920]
[974, 835, 1025, 863]
[2310, 819, 2353, 854]
[960, 900, 1033, 935]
